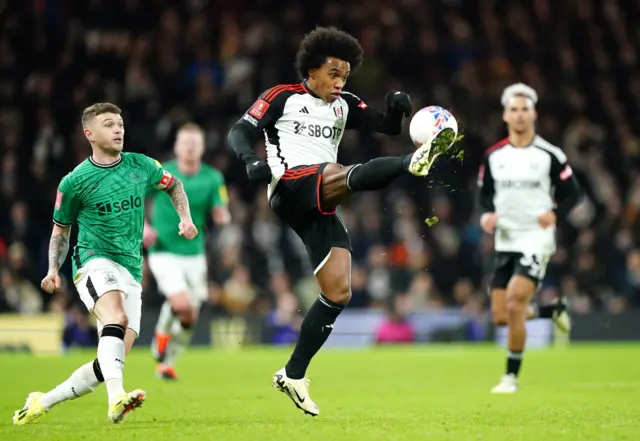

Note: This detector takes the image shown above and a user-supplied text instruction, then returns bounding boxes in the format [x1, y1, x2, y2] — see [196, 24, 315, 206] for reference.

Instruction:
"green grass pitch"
[1, 344, 639, 440]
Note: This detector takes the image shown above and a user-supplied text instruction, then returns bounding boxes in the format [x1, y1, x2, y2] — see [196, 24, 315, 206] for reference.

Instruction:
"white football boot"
[409, 142, 440, 177]
[491, 374, 518, 394]
[272, 368, 319, 416]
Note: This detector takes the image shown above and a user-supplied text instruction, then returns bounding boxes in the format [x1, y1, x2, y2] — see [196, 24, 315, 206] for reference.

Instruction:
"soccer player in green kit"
[12, 103, 198, 425]
[144, 123, 230, 380]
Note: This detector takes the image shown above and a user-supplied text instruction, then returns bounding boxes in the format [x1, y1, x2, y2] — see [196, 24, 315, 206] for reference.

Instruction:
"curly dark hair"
[295, 27, 364, 80]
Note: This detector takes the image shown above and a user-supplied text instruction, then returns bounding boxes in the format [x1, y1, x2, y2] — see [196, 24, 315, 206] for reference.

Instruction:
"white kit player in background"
[478, 83, 581, 394]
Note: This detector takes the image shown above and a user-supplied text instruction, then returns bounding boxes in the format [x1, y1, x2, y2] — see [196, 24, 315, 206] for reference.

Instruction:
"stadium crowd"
[1, 0, 639, 335]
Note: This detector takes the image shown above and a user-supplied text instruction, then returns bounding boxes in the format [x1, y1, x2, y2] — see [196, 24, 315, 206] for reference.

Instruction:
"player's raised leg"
[319, 151, 440, 208]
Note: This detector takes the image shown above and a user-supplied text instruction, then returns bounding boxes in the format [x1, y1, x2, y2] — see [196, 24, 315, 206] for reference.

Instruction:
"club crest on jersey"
[249, 99, 270, 120]
[334, 106, 343, 118]
[129, 170, 142, 182]
[358, 101, 367, 109]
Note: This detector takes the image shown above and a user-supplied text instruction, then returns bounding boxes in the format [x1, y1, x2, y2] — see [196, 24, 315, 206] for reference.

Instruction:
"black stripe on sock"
[92, 358, 105, 382]
[86, 277, 99, 302]
[101, 324, 126, 340]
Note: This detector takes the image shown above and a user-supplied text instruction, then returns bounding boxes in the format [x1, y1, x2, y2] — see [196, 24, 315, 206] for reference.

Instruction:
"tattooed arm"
[49, 224, 71, 272]
[41, 224, 71, 294]
[162, 177, 198, 239]
[162, 177, 192, 221]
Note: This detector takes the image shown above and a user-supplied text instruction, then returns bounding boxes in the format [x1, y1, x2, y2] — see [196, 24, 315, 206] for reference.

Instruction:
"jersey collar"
[88, 155, 122, 169]
[301, 80, 321, 99]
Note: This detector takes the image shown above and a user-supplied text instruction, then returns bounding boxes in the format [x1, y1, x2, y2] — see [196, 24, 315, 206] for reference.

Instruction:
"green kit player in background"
[143, 122, 230, 380]
[12, 103, 198, 426]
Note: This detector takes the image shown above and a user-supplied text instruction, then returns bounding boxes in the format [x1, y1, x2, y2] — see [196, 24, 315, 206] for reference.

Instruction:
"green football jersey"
[53, 153, 173, 283]
[148, 161, 228, 256]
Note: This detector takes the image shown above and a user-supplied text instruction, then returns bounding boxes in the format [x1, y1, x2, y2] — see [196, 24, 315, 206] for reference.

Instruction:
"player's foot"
[13, 392, 48, 425]
[156, 364, 178, 381]
[272, 367, 319, 417]
[108, 389, 146, 424]
[409, 143, 441, 177]
[491, 374, 518, 394]
[552, 298, 571, 334]
[151, 332, 171, 363]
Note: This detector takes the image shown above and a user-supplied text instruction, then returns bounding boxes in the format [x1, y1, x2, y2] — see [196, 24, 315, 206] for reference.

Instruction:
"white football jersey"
[237, 83, 392, 198]
[478, 135, 577, 255]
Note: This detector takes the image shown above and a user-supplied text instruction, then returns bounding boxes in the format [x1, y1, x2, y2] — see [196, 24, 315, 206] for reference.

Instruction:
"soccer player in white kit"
[478, 84, 581, 393]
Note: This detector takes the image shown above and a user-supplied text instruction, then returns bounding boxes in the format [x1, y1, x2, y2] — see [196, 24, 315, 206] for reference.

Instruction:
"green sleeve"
[53, 175, 80, 227]
[141, 155, 174, 190]
[210, 170, 229, 208]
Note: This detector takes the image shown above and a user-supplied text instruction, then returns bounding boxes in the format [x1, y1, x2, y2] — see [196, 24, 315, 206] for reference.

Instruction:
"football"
[409, 106, 459, 147]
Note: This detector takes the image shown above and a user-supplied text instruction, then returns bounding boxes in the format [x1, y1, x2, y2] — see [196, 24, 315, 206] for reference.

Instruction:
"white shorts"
[147, 253, 208, 307]
[74, 258, 142, 336]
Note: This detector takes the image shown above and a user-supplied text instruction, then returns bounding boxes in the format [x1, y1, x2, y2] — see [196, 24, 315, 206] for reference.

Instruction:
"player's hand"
[245, 159, 272, 182]
[178, 220, 198, 240]
[538, 211, 557, 228]
[386, 91, 412, 118]
[142, 224, 157, 248]
[41, 271, 61, 295]
[480, 212, 498, 234]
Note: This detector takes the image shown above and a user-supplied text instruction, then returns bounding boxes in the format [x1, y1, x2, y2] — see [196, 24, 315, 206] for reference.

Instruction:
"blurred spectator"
[62, 304, 99, 351]
[375, 295, 415, 344]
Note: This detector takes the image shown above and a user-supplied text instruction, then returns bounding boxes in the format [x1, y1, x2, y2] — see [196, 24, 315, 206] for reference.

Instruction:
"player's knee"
[323, 281, 351, 306]
[103, 311, 128, 329]
[169, 292, 191, 314]
[322, 162, 345, 181]
[177, 309, 197, 329]
[506, 292, 527, 317]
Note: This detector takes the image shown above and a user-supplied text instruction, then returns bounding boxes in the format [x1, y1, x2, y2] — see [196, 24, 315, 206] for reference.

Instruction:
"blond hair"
[501, 83, 538, 108]
[177, 122, 205, 137]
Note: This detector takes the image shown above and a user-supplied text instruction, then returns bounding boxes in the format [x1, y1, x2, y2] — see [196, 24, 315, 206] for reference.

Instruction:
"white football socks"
[98, 324, 126, 403]
[155, 301, 176, 334]
[163, 320, 194, 367]
[40, 360, 102, 409]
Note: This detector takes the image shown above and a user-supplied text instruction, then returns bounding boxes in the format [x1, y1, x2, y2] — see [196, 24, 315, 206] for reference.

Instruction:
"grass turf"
[1, 344, 639, 441]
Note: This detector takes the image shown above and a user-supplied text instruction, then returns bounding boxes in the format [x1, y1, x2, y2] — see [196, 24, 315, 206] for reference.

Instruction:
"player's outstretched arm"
[162, 177, 198, 239]
[41, 224, 70, 294]
[342, 91, 412, 135]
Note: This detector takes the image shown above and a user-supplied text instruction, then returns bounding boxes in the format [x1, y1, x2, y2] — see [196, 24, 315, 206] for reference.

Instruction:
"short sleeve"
[142, 155, 174, 190]
[235, 85, 292, 132]
[209, 170, 229, 208]
[53, 175, 80, 227]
